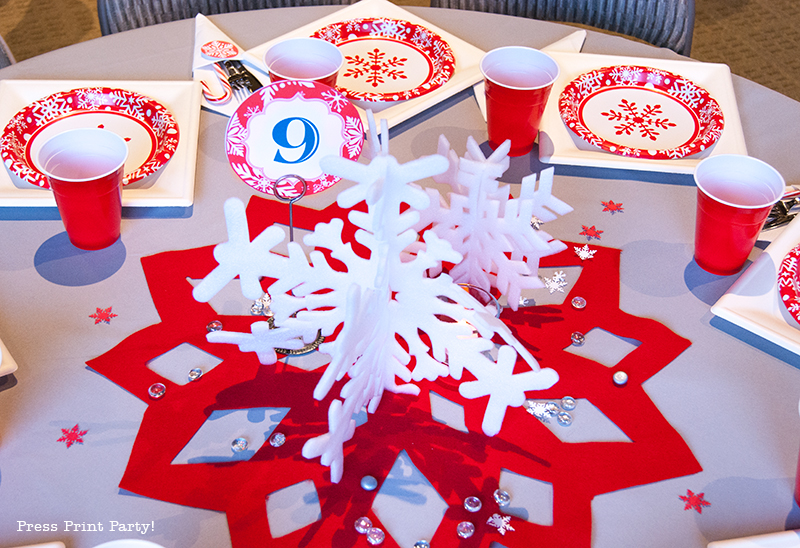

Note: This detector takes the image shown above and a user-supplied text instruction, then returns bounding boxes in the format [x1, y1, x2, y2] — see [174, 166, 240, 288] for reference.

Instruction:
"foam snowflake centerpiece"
[192, 115, 558, 482]
[414, 135, 573, 310]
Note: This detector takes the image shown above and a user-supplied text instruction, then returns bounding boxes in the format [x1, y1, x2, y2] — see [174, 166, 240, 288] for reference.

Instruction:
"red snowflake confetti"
[57, 424, 87, 448]
[679, 490, 711, 513]
[90, 307, 118, 324]
[580, 225, 604, 240]
[602, 200, 624, 214]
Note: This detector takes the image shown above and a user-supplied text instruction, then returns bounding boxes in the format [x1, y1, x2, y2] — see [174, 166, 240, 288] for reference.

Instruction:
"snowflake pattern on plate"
[225, 80, 364, 195]
[0, 87, 179, 189]
[311, 18, 456, 102]
[200, 40, 239, 59]
[559, 65, 724, 159]
[778, 243, 800, 324]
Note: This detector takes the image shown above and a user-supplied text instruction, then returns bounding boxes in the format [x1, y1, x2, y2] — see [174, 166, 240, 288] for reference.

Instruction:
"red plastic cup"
[38, 128, 128, 250]
[480, 46, 559, 157]
[265, 37, 344, 88]
[694, 154, 785, 275]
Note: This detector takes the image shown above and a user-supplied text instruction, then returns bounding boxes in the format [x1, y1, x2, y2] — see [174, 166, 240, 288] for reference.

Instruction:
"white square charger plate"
[247, 0, 486, 129]
[0, 79, 202, 208]
[711, 214, 800, 356]
[0, 334, 18, 377]
[538, 51, 748, 174]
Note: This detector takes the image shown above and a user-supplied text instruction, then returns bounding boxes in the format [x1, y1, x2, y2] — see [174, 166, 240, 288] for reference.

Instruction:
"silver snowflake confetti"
[543, 271, 568, 293]
[574, 244, 597, 261]
[530, 215, 544, 230]
[524, 401, 552, 423]
[487, 513, 515, 535]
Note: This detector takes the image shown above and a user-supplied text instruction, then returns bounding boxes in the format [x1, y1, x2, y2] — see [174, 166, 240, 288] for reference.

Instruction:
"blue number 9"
[272, 117, 320, 164]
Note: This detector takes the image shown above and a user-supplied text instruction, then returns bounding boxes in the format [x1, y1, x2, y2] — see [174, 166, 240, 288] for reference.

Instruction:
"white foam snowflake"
[192, 114, 558, 483]
[414, 135, 572, 311]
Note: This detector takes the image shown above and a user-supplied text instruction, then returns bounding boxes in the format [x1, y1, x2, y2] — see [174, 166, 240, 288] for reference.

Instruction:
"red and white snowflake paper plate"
[225, 80, 364, 195]
[0, 87, 180, 189]
[559, 65, 724, 159]
[778, 243, 800, 324]
[311, 17, 456, 102]
[201, 40, 239, 60]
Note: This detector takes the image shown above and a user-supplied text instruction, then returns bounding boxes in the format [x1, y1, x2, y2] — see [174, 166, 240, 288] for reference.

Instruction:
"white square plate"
[247, 0, 486, 129]
[711, 214, 800, 356]
[538, 51, 748, 174]
[0, 80, 202, 208]
[0, 334, 19, 377]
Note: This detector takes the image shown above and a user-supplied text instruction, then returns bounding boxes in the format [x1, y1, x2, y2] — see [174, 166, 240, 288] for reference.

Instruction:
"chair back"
[98, 0, 355, 35]
[0, 33, 16, 68]
[431, 0, 695, 55]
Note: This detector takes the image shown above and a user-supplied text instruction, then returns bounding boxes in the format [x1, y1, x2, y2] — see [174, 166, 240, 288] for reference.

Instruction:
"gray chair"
[0, 32, 16, 68]
[97, 0, 355, 35]
[430, 0, 695, 56]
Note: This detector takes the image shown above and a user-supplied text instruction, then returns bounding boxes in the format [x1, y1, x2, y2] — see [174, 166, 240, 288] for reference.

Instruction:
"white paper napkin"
[473, 30, 587, 121]
[192, 14, 269, 117]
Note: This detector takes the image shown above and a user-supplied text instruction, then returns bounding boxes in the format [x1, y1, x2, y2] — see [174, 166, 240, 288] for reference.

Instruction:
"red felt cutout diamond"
[58, 424, 87, 448]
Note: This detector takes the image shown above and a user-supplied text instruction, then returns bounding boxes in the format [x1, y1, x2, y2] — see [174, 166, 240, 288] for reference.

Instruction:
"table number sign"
[225, 79, 364, 196]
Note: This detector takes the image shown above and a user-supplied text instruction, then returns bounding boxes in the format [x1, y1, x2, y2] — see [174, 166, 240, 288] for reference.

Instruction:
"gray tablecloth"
[1, 6, 800, 548]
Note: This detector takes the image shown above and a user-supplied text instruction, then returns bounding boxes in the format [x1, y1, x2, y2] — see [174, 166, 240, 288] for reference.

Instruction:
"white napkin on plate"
[192, 14, 269, 117]
[473, 30, 587, 121]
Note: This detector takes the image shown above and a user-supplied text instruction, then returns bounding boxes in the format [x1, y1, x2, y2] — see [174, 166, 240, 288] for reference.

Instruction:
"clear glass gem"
[571, 296, 587, 309]
[464, 495, 482, 512]
[613, 371, 629, 386]
[269, 432, 286, 447]
[414, 541, 430, 548]
[493, 488, 511, 507]
[188, 367, 203, 382]
[231, 437, 248, 453]
[561, 396, 577, 410]
[366, 527, 385, 545]
[557, 411, 573, 426]
[147, 382, 166, 399]
[457, 521, 475, 539]
[571, 331, 585, 346]
[250, 301, 264, 315]
[354, 517, 372, 534]
[361, 475, 378, 491]
[206, 320, 223, 332]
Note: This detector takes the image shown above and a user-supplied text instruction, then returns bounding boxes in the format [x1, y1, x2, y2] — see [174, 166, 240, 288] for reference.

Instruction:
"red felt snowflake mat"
[87, 195, 701, 548]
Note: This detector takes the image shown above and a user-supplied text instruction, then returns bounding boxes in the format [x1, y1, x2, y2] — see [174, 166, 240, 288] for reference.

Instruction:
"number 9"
[272, 117, 320, 164]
